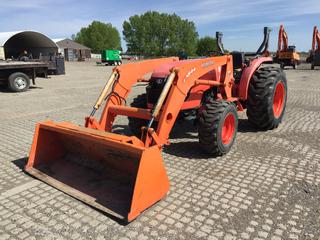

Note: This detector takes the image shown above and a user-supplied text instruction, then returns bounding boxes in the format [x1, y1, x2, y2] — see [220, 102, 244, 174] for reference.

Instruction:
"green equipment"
[100, 50, 122, 66]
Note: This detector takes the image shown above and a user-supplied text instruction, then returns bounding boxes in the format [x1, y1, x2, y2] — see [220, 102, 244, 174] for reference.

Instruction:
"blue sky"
[0, 0, 319, 51]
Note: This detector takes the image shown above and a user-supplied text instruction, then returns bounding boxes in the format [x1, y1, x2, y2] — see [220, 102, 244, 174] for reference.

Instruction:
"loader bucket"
[25, 121, 170, 222]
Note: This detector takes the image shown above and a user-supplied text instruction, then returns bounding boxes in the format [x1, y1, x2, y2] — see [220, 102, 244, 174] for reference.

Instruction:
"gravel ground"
[0, 61, 319, 240]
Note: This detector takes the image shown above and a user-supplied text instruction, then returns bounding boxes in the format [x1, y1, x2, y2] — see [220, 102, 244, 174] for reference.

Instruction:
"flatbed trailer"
[0, 61, 49, 92]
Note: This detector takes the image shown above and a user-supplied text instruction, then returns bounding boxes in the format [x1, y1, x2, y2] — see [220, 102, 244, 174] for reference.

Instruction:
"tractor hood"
[151, 59, 196, 78]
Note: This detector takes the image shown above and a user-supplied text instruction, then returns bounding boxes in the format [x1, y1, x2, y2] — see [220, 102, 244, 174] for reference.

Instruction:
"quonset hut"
[0, 30, 58, 60]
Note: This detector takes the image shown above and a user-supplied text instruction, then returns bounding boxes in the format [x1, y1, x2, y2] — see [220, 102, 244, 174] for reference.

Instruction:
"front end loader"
[25, 27, 287, 222]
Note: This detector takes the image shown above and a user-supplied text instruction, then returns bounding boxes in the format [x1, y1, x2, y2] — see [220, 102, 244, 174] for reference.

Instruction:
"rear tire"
[128, 94, 149, 138]
[247, 66, 287, 130]
[8, 72, 30, 92]
[198, 100, 238, 156]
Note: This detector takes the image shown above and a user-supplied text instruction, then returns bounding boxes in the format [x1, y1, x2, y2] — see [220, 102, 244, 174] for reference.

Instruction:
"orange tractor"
[274, 25, 300, 69]
[306, 26, 320, 70]
[25, 27, 287, 222]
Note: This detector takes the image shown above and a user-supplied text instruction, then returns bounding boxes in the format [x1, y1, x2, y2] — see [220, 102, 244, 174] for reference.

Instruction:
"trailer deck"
[0, 61, 49, 92]
[0, 61, 49, 69]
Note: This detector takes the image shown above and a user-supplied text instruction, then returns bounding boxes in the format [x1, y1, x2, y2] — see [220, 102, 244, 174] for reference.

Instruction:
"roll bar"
[216, 32, 225, 54]
[256, 27, 271, 55]
[215, 27, 271, 57]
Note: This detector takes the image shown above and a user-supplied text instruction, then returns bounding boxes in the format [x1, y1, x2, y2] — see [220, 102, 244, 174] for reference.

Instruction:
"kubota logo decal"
[201, 61, 214, 68]
[184, 67, 196, 82]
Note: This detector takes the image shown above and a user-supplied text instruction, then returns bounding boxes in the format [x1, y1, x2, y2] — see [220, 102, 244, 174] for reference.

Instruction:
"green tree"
[123, 11, 198, 56]
[75, 21, 121, 53]
[196, 36, 217, 56]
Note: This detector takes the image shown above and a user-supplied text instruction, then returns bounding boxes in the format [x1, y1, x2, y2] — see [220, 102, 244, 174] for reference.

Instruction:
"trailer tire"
[198, 100, 238, 156]
[247, 66, 287, 130]
[8, 72, 30, 92]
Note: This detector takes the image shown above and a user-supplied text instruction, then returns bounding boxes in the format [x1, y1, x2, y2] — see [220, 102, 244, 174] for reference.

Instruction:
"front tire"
[247, 66, 287, 130]
[198, 100, 238, 156]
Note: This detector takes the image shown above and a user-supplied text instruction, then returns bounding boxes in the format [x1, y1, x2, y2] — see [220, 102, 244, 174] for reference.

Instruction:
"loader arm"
[85, 57, 178, 131]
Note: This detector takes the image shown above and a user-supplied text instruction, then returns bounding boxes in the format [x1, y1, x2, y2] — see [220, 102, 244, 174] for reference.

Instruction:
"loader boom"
[85, 57, 179, 130]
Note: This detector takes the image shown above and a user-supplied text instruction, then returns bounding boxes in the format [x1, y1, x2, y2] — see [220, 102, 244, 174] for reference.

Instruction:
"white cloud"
[0, 0, 50, 10]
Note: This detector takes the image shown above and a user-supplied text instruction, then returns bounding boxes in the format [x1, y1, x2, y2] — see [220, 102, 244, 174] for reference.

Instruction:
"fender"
[238, 57, 273, 100]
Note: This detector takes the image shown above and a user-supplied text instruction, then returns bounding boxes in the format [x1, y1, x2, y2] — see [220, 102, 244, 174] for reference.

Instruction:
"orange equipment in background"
[306, 26, 320, 70]
[25, 28, 287, 222]
[274, 25, 300, 69]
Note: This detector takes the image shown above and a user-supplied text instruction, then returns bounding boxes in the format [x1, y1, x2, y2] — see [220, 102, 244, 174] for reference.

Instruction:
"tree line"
[74, 11, 217, 56]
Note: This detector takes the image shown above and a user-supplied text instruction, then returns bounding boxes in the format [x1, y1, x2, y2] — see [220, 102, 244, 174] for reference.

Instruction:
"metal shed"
[56, 39, 91, 61]
[0, 30, 58, 60]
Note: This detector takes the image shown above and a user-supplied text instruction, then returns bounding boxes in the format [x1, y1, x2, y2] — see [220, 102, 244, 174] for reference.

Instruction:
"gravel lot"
[0, 61, 319, 240]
